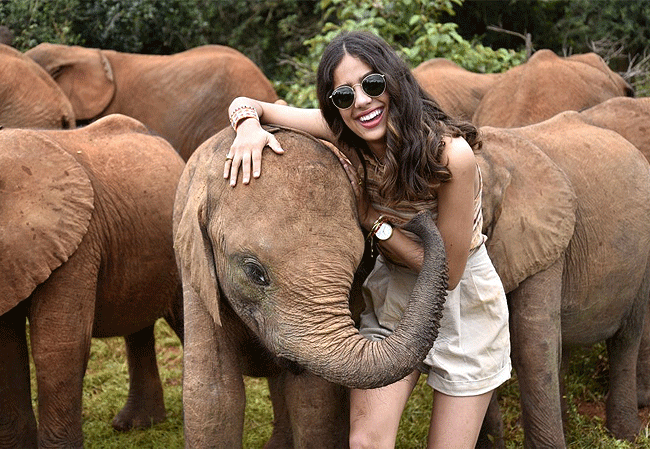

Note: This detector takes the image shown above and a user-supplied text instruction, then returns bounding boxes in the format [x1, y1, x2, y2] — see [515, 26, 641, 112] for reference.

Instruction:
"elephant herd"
[1, 40, 649, 448]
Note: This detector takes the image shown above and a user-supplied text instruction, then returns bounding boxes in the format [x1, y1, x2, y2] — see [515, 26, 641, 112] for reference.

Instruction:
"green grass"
[26, 320, 650, 448]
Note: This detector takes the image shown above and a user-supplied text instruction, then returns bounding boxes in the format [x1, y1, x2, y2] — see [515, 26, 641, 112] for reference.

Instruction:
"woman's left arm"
[363, 137, 476, 290]
[433, 137, 477, 290]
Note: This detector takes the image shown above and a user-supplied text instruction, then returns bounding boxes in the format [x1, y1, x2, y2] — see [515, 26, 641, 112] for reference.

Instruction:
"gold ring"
[225, 156, 233, 161]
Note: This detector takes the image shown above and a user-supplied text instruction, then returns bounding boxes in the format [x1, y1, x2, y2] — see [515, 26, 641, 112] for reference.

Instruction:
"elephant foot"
[112, 401, 166, 431]
[605, 400, 641, 443]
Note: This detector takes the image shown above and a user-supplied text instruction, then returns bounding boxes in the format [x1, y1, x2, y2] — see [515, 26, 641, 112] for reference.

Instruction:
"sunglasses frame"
[329, 73, 386, 110]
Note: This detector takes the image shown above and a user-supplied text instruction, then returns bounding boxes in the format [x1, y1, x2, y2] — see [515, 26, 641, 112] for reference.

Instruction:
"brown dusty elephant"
[473, 49, 634, 128]
[25, 43, 279, 161]
[0, 43, 75, 129]
[576, 96, 650, 412]
[0, 114, 185, 448]
[173, 126, 449, 448]
[412, 58, 502, 121]
[476, 111, 650, 447]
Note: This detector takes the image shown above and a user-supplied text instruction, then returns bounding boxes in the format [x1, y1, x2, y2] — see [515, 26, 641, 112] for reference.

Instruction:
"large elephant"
[25, 43, 279, 161]
[473, 49, 634, 127]
[476, 111, 650, 447]
[412, 58, 502, 121]
[0, 114, 185, 448]
[173, 126, 449, 448]
[0, 43, 75, 129]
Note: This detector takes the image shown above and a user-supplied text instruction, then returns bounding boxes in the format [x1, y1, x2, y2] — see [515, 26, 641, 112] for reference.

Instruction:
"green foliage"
[0, 0, 83, 49]
[282, 0, 525, 108]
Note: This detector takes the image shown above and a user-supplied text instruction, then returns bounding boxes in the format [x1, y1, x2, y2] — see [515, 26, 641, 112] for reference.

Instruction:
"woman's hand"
[224, 118, 284, 186]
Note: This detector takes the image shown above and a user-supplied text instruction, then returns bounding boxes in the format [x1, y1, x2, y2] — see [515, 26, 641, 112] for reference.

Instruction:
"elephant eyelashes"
[242, 257, 270, 287]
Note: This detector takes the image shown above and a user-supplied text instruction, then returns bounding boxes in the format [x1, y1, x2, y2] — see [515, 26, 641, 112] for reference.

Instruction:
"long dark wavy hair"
[316, 31, 481, 204]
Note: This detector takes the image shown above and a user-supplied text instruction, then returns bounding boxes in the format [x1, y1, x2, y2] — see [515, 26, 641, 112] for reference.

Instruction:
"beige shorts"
[359, 243, 511, 396]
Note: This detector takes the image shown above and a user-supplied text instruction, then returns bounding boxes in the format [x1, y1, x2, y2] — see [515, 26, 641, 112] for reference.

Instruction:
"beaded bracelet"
[229, 105, 259, 131]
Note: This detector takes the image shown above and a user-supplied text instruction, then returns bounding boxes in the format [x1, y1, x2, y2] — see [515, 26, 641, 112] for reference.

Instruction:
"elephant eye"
[242, 257, 270, 287]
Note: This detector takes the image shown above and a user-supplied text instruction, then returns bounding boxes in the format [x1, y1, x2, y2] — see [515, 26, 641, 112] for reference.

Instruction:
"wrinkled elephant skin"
[25, 43, 278, 160]
[0, 114, 184, 448]
[477, 111, 650, 447]
[173, 127, 449, 447]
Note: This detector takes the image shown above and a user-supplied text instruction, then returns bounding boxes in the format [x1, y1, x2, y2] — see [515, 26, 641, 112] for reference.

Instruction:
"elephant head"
[174, 126, 449, 389]
[473, 49, 634, 128]
[24, 43, 116, 121]
[0, 44, 75, 129]
[25, 43, 279, 161]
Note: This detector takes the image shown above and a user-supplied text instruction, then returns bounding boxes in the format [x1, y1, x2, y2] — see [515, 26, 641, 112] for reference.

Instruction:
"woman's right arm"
[224, 97, 334, 186]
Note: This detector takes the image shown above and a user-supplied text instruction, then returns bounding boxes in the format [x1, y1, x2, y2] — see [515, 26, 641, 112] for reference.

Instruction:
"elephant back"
[0, 128, 93, 313]
[473, 49, 633, 128]
[578, 97, 650, 162]
[413, 58, 502, 121]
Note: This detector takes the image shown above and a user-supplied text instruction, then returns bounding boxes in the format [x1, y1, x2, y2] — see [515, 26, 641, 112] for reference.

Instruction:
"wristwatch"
[374, 221, 393, 241]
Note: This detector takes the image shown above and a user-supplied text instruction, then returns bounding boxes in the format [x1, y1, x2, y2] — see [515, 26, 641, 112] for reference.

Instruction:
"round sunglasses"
[329, 73, 386, 110]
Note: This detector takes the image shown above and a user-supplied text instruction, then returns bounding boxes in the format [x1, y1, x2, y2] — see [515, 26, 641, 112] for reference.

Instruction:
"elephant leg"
[476, 390, 504, 448]
[266, 374, 296, 449]
[273, 371, 349, 448]
[28, 250, 98, 448]
[183, 287, 245, 448]
[508, 259, 565, 448]
[164, 284, 184, 345]
[637, 302, 650, 408]
[112, 324, 166, 431]
[0, 301, 37, 448]
[604, 303, 646, 440]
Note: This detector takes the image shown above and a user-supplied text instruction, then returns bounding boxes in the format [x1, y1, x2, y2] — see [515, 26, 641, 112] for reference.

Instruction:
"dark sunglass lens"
[332, 87, 355, 109]
[363, 74, 386, 97]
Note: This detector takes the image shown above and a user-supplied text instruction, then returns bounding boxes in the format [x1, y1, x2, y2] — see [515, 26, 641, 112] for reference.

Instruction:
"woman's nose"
[354, 85, 372, 108]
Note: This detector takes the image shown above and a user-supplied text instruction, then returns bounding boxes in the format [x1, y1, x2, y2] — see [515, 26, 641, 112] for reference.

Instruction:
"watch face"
[375, 222, 393, 240]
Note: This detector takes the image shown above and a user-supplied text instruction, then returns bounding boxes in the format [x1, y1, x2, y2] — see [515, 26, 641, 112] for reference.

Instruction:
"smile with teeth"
[359, 108, 383, 122]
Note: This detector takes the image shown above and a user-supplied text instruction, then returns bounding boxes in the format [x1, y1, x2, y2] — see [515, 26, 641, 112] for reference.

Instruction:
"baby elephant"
[0, 114, 184, 448]
[174, 126, 449, 448]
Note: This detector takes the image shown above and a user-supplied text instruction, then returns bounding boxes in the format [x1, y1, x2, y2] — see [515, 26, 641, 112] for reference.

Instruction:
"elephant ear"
[0, 129, 94, 315]
[26, 44, 115, 121]
[174, 132, 228, 326]
[479, 127, 577, 292]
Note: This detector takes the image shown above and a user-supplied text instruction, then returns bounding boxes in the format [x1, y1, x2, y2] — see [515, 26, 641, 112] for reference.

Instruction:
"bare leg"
[349, 370, 420, 449]
[427, 390, 493, 449]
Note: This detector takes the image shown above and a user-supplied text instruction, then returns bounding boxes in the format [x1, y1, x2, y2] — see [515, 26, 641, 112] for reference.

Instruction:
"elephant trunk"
[280, 211, 448, 390]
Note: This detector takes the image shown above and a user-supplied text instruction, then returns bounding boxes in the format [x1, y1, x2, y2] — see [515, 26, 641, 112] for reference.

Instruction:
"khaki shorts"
[359, 243, 512, 396]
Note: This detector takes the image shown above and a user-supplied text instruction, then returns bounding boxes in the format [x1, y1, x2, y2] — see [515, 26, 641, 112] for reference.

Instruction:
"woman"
[224, 30, 511, 449]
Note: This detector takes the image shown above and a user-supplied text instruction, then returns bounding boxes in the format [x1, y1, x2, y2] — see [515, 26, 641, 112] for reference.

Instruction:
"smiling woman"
[222, 30, 511, 449]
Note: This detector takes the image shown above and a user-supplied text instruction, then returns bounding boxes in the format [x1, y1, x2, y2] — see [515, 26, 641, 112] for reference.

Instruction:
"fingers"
[223, 132, 284, 186]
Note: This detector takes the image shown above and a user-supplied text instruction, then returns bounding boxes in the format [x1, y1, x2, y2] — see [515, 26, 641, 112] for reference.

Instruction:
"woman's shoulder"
[442, 136, 475, 169]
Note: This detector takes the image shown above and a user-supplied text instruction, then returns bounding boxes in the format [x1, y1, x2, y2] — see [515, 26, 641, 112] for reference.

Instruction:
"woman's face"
[332, 53, 390, 156]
